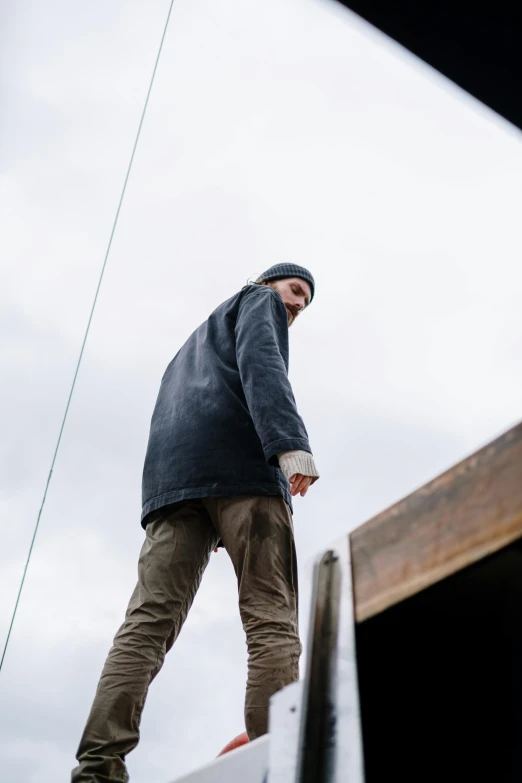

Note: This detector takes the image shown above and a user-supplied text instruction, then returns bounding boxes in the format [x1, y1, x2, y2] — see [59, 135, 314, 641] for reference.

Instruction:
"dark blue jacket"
[141, 284, 312, 526]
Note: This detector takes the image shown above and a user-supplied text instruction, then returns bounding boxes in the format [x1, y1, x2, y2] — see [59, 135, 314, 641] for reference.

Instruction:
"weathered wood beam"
[351, 422, 522, 622]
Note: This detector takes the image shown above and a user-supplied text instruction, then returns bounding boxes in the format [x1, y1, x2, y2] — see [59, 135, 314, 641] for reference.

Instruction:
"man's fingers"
[300, 477, 313, 496]
[290, 473, 313, 496]
[291, 475, 305, 495]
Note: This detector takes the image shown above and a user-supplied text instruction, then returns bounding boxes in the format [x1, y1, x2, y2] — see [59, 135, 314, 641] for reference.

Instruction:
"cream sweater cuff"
[276, 450, 320, 483]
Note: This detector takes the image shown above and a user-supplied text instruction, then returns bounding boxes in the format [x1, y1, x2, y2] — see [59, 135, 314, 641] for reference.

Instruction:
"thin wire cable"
[0, 0, 176, 673]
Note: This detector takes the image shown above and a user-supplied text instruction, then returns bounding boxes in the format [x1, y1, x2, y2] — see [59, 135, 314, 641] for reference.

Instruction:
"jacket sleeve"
[235, 286, 312, 463]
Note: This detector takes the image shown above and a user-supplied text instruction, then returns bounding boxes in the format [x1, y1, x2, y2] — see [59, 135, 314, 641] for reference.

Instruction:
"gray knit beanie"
[256, 263, 315, 303]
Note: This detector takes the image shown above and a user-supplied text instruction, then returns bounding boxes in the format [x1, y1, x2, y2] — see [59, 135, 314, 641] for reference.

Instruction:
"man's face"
[268, 277, 312, 327]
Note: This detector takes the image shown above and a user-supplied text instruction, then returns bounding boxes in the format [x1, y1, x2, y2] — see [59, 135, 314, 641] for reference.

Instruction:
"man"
[72, 262, 320, 782]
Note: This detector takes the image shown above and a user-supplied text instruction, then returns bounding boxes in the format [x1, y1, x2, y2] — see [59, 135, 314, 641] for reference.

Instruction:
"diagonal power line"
[0, 0, 176, 673]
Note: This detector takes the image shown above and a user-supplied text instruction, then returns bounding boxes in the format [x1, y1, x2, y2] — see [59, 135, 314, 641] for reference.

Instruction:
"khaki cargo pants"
[72, 495, 301, 782]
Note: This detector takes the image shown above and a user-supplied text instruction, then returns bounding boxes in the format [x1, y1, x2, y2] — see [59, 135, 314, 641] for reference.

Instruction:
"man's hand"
[277, 451, 319, 497]
[289, 473, 314, 497]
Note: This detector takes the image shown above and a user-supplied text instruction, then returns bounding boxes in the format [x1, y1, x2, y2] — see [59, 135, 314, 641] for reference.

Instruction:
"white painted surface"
[333, 535, 365, 783]
[268, 680, 303, 782]
[168, 735, 268, 783]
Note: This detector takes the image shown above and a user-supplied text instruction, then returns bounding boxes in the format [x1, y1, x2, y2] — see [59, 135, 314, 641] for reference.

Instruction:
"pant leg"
[204, 495, 302, 740]
[72, 501, 218, 783]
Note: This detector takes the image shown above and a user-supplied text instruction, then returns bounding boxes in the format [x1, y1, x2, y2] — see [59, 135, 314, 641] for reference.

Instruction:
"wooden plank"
[351, 422, 522, 623]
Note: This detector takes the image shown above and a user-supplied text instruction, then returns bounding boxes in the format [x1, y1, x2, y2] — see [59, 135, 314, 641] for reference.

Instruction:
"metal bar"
[295, 550, 342, 783]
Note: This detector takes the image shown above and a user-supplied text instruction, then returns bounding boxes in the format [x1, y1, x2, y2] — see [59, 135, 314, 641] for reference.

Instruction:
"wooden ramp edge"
[351, 421, 522, 623]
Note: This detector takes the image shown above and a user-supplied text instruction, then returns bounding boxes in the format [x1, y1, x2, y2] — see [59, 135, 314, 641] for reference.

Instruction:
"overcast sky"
[1, 0, 521, 781]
